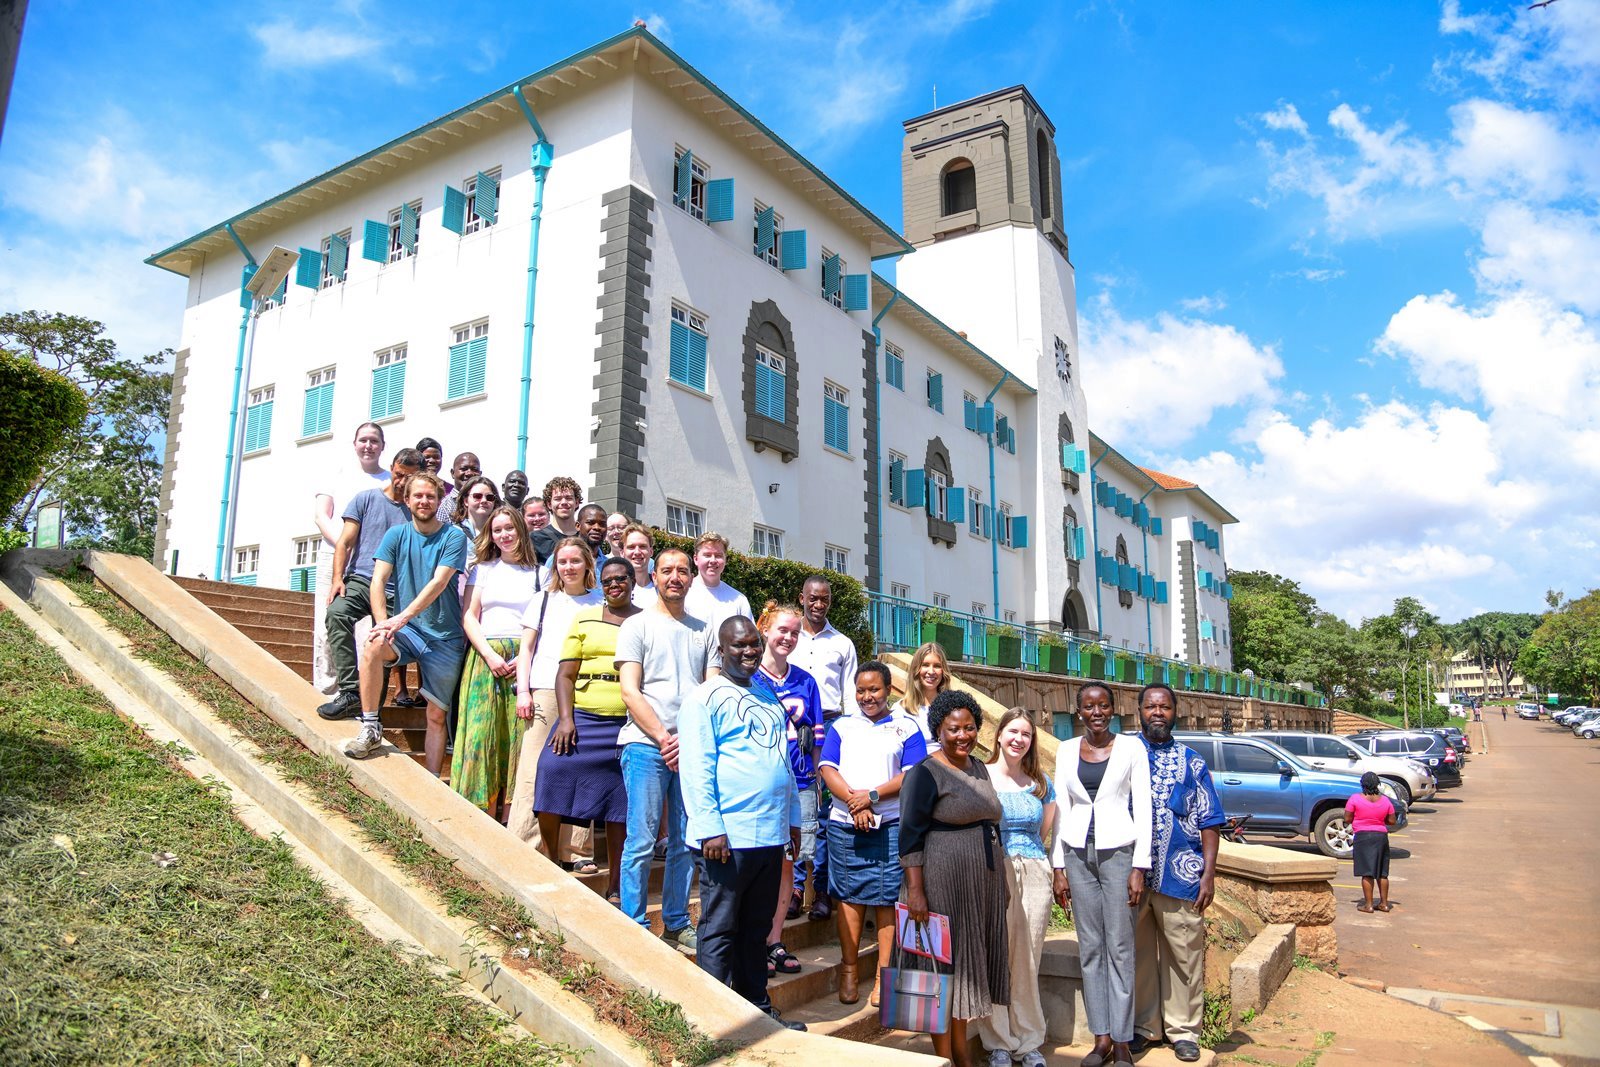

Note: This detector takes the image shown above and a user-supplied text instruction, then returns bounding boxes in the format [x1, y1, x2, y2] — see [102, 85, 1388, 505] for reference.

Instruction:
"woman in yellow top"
[534, 557, 640, 903]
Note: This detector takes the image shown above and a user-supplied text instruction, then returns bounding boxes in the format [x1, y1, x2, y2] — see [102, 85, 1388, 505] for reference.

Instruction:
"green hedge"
[649, 528, 875, 660]
[0, 349, 88, 519]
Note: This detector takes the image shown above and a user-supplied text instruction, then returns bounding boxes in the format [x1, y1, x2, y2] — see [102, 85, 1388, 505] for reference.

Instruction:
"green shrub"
[0, 529, 26, 554]
[0, 349, 89, 519]
[649, 529, 874, 659]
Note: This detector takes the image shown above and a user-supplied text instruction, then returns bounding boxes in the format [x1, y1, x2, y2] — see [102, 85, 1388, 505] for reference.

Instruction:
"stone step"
[173, 575, 315, 611]
[231, 621, 313, 649]
[784, 995, 885, 1042]
[768, 940, 881, 1014]
[187, 587, 315, 621]
[202, 604, 318, 631]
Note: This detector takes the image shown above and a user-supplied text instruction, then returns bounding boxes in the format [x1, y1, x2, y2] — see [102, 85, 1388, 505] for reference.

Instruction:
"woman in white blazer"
[1050, 682, 1152, 1067]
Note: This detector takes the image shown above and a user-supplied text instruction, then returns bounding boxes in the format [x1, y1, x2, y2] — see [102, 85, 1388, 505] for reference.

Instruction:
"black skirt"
[1352, 830, 1390, 879]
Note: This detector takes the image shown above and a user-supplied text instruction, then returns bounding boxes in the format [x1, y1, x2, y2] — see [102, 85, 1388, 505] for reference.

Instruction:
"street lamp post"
[1400, 619, 1418, 730]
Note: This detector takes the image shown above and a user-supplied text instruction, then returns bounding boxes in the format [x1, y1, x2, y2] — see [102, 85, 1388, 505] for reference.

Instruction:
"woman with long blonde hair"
[977, 708, 1058, 1067]
[452, 506, 539, 819]
[897, 642, 951, 741]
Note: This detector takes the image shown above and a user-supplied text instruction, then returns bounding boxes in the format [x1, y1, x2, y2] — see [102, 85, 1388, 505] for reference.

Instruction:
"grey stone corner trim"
[152, 347, 191, 567]
[924, 435, 957, 548]
[589, 185, 654, 517]
[860, 328, 880, 592]
[741, 299, 799, 462]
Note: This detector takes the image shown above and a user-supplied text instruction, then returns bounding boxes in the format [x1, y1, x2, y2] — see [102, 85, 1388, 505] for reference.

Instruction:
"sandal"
[1357, 904, 1374, 913]
[393, 692, 425, 708]
[568, 860, 600, 876]
[1378, 902, 1393, 912]
[767, 942, 801, 975]
[606, 891, 621, 907]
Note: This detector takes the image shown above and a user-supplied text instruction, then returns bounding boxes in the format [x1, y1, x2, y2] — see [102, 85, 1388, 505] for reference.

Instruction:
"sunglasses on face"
[468, 491, 497, 501]
[599, 575, 632, 586]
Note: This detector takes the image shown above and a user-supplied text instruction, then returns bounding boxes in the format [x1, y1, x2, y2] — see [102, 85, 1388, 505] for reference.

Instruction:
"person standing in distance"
[1129, 684, 1225, 1064]
[678, 616, 806, 1031]
[343, 472, 470, 775]
[788, 574, 858, 921]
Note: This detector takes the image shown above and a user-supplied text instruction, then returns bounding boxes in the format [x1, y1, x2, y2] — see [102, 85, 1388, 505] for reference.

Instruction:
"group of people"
[304, 423, 1233, 1058]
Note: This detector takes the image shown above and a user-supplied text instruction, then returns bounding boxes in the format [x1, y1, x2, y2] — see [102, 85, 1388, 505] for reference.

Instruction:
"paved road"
[1322, 713, 1600, 1007]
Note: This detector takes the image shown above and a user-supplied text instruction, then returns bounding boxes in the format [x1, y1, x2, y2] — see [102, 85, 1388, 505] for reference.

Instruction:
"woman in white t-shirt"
[451, 506, 540, 821]
[506, 537, 603, 860]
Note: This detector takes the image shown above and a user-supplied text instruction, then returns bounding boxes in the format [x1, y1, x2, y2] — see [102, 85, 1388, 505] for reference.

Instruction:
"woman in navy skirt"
[816, 661, 928, 1005]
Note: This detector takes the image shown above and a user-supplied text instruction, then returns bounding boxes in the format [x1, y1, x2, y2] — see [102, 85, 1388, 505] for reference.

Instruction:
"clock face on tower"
[1055, 337, 1072, 386]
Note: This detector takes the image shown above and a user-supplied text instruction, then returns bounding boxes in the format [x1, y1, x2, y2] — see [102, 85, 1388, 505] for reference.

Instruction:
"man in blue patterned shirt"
[1130, 684, 1225, 1063]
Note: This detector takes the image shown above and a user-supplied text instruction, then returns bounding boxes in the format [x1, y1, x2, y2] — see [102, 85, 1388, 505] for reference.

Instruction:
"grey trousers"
[1062, 825, 1136, 1042]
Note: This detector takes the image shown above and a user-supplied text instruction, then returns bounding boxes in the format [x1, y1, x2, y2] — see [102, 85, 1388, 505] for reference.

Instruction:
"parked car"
[1577, 715, 1600, 741]
[1516, 704, 1542, 720]
[1175, 732, 1406, 859]
[1431, 726, 1470, 758]
[1554, 706, 1590, 726]
[1246, 730, 1436, 806]
[1347, 730, 1463, 787]
[1570, 709, 1600, 737]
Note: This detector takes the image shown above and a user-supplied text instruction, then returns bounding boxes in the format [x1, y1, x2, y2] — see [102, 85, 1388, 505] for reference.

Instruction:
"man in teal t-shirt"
[344, 472, 469, 775]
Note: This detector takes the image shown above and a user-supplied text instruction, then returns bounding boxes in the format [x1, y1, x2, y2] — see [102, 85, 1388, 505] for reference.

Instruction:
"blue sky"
[2, 0, 1596, 623]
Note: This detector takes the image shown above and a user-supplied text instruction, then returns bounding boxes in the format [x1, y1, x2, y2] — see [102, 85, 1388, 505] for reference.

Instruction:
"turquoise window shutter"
[669, 320, 690, 383]
[474, 171, 499, 225]
[232, 574, 257, 587]
[295, 247, 322, 288]
[706, 178, 735, 221]
[1007, 426, 1017, 453]
[843, 274, 868, 311]
[982, 504, 992, 538]
[1012, 515, 1029, 549]
[1150, 516, 1163, 536]
[929, 373, 943, 411]
[1073, 447, 1088, 475]
[687, 331, 708, 390]
[369, 369, 387, 420]
[370, 364, 405, 420]
[996, 414, 1009, 443]
[272, 278, 287, 304]
[447, 340, 469, 399]
[400, 202, 419, 253]
[904, 469, 927, 509]
[1073, 526, 1087, 559]
[755, 206, 776, 254]
[289, 567, 308, 592]
[389, 362, 407, 416]
[1141, 574, 1155, 599]
[244, 400, 273, 453]
[1136, 503, 1149, 529]
[327, 233, 349, 282]
[1156, 581, 1168, 604]
[946, 487, 965, 521]
[465, 336, 488, 395]
[963, 396, 977, 431]
[889, 457, 905, 503]
[780, 229, 807, 271]
[822, 252, 842, 297]
[674, 149, 693, 207]
[442, 186, 467, 234]
[302, 383, 333, 437]
[1194, 520, 1208, 542]
[977, 404, 994, 434]
[362, 219, 388, 263]
[824, 393, 848, 450]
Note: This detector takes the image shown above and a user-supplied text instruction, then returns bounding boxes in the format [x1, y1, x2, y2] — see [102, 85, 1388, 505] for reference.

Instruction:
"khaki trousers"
[505, 689, 593, 863]
[976, 855, 1052, 1054]
[1132, 891, 1206, 1044]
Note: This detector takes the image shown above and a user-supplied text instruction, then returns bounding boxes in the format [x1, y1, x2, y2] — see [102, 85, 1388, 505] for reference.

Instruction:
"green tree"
[1, 311, 171, 558]
[1517, 590, 1600, 704]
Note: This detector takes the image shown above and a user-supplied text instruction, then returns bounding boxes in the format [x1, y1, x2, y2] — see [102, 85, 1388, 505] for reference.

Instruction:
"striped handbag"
[877, 918, 952, 1035]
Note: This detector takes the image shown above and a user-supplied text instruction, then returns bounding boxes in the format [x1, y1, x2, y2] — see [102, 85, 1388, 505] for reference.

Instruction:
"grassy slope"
[0, 606, 564, 1066]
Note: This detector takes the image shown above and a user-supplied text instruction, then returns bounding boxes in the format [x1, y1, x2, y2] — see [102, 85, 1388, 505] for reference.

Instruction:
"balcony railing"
[865, 590, 1324, 708]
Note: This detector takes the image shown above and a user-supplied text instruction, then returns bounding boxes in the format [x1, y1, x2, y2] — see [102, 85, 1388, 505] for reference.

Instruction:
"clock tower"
[894, 85, 1094, 635]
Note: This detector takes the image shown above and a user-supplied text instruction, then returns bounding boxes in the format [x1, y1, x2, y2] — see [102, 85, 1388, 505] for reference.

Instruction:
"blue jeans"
[620, 743, 691, 932]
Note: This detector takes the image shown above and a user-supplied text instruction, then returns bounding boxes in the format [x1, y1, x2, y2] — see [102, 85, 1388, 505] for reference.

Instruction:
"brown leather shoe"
[838, 963, 859, 1004]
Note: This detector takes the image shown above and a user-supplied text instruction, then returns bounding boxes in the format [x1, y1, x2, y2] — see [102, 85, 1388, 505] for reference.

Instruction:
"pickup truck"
[1175, 732, 1406, 859]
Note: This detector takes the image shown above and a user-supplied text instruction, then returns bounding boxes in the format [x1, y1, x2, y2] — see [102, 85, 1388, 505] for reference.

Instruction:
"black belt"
[583, 673, 620, 683]
[928, 818, 999, 871]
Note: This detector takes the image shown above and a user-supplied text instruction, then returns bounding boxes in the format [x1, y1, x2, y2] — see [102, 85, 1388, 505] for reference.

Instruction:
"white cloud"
[1444, 98, 1600, 202]
[1179, 294, 1227, 313]
[1437, 0, 1600, 108]
[637, 12, 673, 43]
[252, 19, 381, 67]
[1080, 295, 1283, 449]
[1476, 202, 1600, 314]
[1261, 102, 1308, 136]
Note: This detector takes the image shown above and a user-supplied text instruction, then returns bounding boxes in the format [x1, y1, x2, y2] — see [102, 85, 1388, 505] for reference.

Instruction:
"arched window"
[942, 158, 976, 216]
[1036, 130, 1052, 220]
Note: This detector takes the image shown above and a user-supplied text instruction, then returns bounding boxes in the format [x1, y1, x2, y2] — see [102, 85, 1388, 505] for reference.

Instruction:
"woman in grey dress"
[901, 690, 1010, 1067]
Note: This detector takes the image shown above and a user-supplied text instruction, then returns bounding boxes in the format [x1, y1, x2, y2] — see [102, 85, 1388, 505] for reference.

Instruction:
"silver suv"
[1247, 731, 1436, 806]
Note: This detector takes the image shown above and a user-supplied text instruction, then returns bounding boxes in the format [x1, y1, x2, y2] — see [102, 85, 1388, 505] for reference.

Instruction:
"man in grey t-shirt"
[615, 547, 719, 951]
[316, 449, 420, 720]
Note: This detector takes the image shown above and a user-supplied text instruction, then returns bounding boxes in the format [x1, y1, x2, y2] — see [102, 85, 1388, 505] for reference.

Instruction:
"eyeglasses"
[599, 575, 632, 586]
[468, 492, 498, 501]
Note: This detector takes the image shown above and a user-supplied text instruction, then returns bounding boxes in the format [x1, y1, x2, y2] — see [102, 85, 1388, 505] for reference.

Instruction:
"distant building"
[1444, 649, 1531, 698]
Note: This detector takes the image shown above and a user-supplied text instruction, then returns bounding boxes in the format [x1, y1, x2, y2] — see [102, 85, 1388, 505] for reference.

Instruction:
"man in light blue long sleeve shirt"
[678, 617, 804, 1031]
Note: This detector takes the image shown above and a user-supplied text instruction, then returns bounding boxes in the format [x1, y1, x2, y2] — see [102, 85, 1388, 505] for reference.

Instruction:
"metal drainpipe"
[984, 371, 1012, 621]
[1088, 443, 1112, 638]
[510, 85, 553, 472]
[215, 223, 257, 580]
[1137, 485, 1157, 652]
[870, 292, 900, 595]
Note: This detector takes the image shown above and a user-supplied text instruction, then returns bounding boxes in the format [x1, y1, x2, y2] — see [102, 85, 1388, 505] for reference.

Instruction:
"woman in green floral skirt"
[451, 506, 541, 819]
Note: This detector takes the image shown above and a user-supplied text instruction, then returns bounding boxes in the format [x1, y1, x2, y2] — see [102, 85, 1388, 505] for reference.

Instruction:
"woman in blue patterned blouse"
[975, 708, 1058, 1067]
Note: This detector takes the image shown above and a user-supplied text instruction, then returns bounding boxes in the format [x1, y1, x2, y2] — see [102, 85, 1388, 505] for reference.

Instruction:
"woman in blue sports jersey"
[753, 600, 825, 979]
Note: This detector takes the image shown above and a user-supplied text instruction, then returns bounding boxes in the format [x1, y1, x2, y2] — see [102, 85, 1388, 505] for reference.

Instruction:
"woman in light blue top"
[977, 708, 1058, 1067]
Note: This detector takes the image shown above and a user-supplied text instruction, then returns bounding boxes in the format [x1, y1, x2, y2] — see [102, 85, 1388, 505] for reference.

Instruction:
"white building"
[145, 26, 1237, 665]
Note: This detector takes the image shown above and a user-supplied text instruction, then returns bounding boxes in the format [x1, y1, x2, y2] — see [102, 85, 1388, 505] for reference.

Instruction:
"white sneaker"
[1019, 1052, 1046, 1067]
[343, 723, 384, 759]
[987, 1049, 1013, 1067]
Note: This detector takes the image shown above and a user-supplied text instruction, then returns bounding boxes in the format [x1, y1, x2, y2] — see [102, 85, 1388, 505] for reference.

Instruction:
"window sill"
[372, 412, 406, 426]
[668, 378, 713, 401]
[823, 444, 853, 461]
[439, 393, 487, 411]
[297, 431, 334, 446]
[242, 447, 271, 459]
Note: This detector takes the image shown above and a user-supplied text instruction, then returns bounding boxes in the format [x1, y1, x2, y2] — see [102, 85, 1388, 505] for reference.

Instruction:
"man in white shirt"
[787, 573, 860, 922]
[684, 532, 752, 630]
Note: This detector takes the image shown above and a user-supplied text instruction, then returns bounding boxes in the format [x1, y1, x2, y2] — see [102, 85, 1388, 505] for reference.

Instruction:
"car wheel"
[1314, 808, 1354, 860]
[1381, 777, 1412, 807]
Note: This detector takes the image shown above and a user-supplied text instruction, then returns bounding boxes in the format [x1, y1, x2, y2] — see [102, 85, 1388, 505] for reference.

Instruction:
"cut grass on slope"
[0, 605, 564, 1066]
[56, 565, 723, 1066]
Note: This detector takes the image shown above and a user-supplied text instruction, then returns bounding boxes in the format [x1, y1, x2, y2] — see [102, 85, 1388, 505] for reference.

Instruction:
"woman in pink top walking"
[1346, 772, 1396, 913]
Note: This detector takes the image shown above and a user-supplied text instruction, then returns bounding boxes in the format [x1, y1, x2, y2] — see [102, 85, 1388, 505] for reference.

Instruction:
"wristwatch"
[867, 788, 880, 805]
